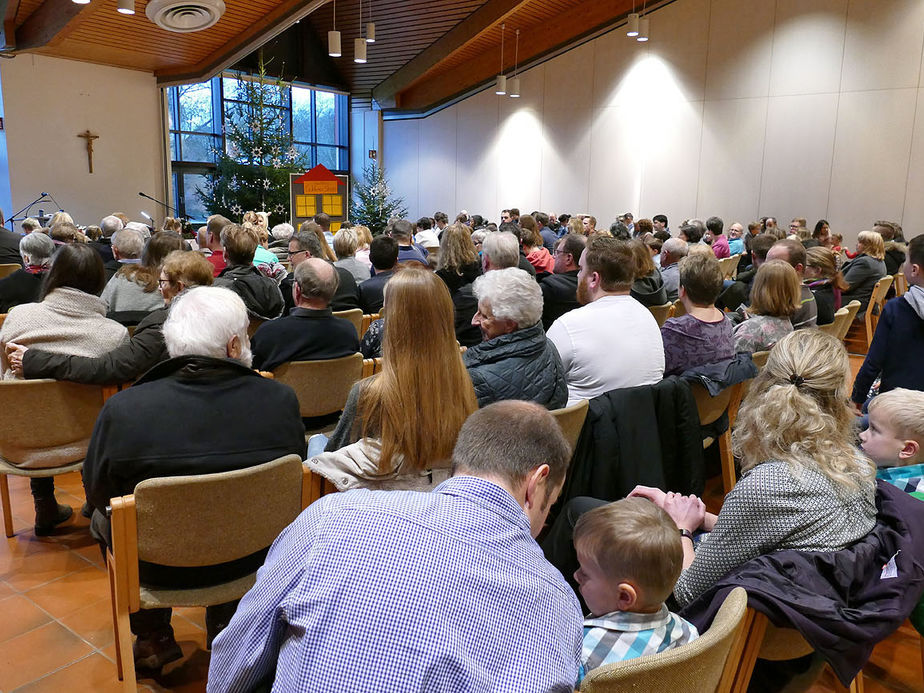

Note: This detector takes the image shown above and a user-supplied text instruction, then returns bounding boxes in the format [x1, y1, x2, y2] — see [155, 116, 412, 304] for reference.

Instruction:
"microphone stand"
[6, 193, 49, 231]
[138, 191, 181, 217]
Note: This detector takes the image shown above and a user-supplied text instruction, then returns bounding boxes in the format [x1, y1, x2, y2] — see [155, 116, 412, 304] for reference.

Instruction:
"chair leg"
[108, 551, 137, 689]
[719, 430, 736, 496]
[107, 556, 123, 681]
[730, 610, 768, 693]
[0, 474, 13, 538]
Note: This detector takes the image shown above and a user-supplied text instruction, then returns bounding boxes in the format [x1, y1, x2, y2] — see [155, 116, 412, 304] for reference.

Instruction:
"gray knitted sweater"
[674, 460, 876, 607]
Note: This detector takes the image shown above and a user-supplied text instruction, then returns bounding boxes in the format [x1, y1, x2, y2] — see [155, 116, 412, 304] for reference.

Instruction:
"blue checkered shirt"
[577, 605, 699, 686]
[207, 476, 583, 693]
[877, 463, 924, 496]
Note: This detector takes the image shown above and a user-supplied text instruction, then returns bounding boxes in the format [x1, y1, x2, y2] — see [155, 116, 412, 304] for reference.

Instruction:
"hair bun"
[789, 374, 805, 387]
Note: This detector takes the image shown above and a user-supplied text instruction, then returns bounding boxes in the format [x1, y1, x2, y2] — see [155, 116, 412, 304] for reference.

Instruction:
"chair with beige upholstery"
[549, 399, 589, 453]
[273, 353, 364, 435]
[648, 302, 674, 327]
[107, 454, 309, 690]
[580, 587, 749, 693]
[728, 609, 864, 693]
[0, 263, 19, 280]
[332, 308, 363, 338]
[0, 379, 105, 537]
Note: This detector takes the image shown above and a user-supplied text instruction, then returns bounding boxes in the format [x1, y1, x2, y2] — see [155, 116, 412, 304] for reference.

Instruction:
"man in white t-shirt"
[547, 236, 664, 405]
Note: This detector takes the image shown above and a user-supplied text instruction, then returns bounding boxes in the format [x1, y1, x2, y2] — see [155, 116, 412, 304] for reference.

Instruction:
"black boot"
[31, 478, 73, 536]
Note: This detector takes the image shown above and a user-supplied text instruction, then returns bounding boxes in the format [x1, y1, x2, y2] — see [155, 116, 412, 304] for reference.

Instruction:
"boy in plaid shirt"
[861, 388, 924, 500]
[573, 498, 698, 688]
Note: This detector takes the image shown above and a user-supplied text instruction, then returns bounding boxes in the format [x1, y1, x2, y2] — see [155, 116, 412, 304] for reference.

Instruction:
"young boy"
[572, 498, 698, 687]
[860, 388, 924, 499]
[852, 234, 924, 408]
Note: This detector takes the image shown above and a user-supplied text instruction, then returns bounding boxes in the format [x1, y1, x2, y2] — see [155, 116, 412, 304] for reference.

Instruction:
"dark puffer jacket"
[215, 264, 285, 320]
[462, 322, 567, 409]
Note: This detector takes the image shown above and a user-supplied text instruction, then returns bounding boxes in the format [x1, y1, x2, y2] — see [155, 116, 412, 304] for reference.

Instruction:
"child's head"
[861, 389, 924, 467]
[905, 234, 924, 289]
[573, 498, 682, 616]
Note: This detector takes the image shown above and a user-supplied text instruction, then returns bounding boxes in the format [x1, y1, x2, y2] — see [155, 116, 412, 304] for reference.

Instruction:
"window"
[166, 74, 349, 223]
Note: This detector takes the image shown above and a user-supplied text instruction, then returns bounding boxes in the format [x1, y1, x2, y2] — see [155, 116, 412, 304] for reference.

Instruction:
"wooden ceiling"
[0, 0, 638, 112]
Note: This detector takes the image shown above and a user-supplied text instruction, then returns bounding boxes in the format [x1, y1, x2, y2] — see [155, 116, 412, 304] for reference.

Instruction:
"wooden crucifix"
[77, 130, 99, 174]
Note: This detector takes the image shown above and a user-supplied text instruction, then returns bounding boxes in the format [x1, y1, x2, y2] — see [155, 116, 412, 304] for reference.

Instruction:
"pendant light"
[366, 0, 376, 43]
[117, 0, 135, 14]
[636, 16, 649, 41]
[71, 0, 91, 5]
[354, 0, 367, 62]
[328, 0, 341, 57]
[495, 23, 506, 95]
[626, 1, 639, 37]
[509, 29, 521, 98]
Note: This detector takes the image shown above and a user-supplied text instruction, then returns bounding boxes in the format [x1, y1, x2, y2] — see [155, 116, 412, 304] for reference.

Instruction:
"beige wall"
[384, 0, 924, 245]
[1, 54, 166, 228]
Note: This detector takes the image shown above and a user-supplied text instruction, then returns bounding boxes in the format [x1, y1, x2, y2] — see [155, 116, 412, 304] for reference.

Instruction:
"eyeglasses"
[553, 248, 569, 257]
[157, 277, 170, 287]
[289, 249, 308, 258]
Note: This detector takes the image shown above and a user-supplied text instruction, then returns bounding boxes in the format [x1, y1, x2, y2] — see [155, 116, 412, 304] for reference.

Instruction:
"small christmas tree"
[350, 162, 409, 235]
[198, 54, 309, 221]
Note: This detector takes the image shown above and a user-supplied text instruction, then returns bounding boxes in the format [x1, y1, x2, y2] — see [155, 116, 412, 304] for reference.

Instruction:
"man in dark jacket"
[464, 268, 567, 409]
[82, 286, 305, 673]
[358, 236, 398, 314]
[252, 258, 359, 371]
[282, 225, 359, 314]
[90, 215, 121, 264]
[214, 223, 284, 321]
[716, 233, 775, 311]
[540, 233, 585, 330]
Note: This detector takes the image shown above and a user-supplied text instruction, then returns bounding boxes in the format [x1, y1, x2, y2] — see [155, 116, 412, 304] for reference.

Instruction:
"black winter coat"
[22, 308, 167, 384]
[215, 264, 285, 320]
[540, 271, 579, 330]
[462, 323, 567, 409]
[0, 268, 44, 312]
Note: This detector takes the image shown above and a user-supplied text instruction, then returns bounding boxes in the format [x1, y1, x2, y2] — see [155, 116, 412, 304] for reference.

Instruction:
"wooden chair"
[581, 587, 749, 693]
[818, 305, 850, 338]
[360, 312, 380, 336]
[0, 379, 105, 537]
[864, 276, 893, 347]
[549, 399, 589, 453]
[893, 272, 907, 297]
[728, 609, 864, 693]
[0, 312, 6, 330]
[720, 254, 741, 280]
[648, 302, 674, 327]
[672, 298, 687, 318]
[691, 381, 744, 496]
[0, 263, 20, 280]
[332, 308, 363, 338]
[836, 300, 861, 342]
[273, 353, 363, 419]
[107, 454, 309, 690]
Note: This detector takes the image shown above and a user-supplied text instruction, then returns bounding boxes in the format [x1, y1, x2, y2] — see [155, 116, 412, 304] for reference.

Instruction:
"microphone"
[139, 191, 180, 216]
[140, 211, 153, 222]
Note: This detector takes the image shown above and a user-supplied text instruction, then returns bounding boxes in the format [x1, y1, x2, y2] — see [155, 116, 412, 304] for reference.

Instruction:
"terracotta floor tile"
[0, 621, 93, 691]
[0, 578, 15, 599]
[70, 540, 107, 567]
[57, 597, 116, 648]
[25, 565, 109, 619]
[11, 653, 125, 693]
[0, 594, 53, 643]
[1, 547, 96, 592]
[98, 642, 118, 664]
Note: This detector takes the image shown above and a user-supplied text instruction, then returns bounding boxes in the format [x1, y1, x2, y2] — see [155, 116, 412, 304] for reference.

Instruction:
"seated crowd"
[0, 204, 922, 692]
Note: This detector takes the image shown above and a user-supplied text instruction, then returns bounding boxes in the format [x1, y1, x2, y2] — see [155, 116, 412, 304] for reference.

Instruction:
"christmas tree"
[198, 54, 309, 221]
[350, 162, 409, 235]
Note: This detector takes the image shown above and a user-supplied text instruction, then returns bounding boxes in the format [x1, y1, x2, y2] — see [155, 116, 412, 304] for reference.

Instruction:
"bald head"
[294, 257, 339, 308]
[767, 239, 806, 277]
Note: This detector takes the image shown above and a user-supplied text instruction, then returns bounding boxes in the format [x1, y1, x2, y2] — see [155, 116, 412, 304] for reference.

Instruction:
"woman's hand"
[663, 492, 705, 533]
[628, 485, 667, 508]
[5, 343, 27, 378]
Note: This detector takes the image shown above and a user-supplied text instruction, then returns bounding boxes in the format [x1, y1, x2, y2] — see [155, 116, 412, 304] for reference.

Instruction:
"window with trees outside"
[166, 74, 349, 224]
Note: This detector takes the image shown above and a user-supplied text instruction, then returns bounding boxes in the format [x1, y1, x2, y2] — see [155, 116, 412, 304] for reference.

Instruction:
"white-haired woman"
[268, 223, 295, 261]
[0, 232, 55, 311]
[463, 267, 567, 409]
[631, 330, 876, 608]
[333, 228, 371, 284]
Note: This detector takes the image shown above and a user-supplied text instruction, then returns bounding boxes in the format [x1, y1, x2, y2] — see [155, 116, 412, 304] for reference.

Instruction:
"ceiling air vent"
[145, 0, 226, 33]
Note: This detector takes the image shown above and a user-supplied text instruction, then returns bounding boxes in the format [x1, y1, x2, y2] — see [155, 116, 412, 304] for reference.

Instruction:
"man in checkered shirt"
[207, 400, 583, 693]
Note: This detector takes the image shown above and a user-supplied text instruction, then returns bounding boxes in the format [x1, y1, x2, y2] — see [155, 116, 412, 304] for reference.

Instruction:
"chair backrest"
[838, 300, 861, 340]
[690, 382, 735, 428]
[818, 306, 849, 337]
[0, 379, 105, 468]
[332, 308, 363, 338]
[648, 302, 674, 327]
[549, 399, 589, 452]
[893, 272, 907, 297]
[273, 353, 363, 417]
[672, 298, 687, 318]
[721, 255, 740, 279]
[750, 350, 770, 371]
[131, 454, 304, 567]
[0, 263, 19, 280]
[869, 275, 894, 315]
[0, 312, 6, 330]
[361, 312, 380, 336]
[581, 587, 749, 693]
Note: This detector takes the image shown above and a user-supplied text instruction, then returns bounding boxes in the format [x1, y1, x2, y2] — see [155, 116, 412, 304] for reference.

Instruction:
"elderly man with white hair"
[660, 237, 688, 303]
[463, 267, 567, 409]
[91, 214, 124, 264]
[106, 226, 145, 279]
[81, 286, 305, 674]
[0, 232, 55, 311]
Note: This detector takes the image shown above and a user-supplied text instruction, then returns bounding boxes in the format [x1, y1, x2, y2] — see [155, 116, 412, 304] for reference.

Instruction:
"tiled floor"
[0, 472, 208, 692]
[0, 355, 921, 692]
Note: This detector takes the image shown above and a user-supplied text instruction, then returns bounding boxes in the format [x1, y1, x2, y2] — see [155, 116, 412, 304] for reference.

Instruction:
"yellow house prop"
[290, 164, 349, 231]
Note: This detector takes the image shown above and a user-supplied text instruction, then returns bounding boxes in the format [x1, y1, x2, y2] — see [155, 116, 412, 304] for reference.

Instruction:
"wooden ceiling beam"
[372, 0, 533, 109]
[393, 0, 627, 112]
[13, 0, 89, 51]
[1, 0, 17, 51]
[154, 0, 328, 87]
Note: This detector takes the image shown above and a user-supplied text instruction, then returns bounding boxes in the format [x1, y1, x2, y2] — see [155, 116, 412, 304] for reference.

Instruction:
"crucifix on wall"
[77, 130, 99, 174]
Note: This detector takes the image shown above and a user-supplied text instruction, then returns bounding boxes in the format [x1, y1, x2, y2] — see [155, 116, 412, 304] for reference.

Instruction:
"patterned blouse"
[661, 313, 735, 376]
[733, 314, 793, 354]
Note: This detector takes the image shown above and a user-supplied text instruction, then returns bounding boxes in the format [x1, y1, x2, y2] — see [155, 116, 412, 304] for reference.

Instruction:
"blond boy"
[861, 389, 924, 497]
[572, 498, 698, 687]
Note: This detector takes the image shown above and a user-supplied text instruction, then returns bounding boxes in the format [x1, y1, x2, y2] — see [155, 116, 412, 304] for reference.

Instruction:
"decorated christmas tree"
[350, 162, 408, 235]
[198, 55, 309, 221]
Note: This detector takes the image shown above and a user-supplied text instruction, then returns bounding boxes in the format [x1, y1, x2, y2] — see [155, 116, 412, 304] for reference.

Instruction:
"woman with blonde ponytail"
[630, 330, 876, 607]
